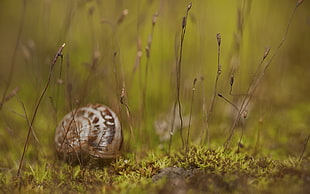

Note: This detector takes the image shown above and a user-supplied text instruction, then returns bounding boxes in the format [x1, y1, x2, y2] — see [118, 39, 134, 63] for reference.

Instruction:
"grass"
[0, 0, 309, 193]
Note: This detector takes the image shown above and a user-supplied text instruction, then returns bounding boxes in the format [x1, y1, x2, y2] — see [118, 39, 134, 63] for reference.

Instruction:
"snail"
[55, 104, 122, 163]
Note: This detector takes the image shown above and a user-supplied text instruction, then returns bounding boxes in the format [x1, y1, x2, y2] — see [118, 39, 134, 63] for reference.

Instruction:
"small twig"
[17, 43, 65, 177]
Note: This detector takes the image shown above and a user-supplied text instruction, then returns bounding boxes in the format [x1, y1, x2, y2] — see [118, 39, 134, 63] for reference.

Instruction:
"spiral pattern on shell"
[55, 104, 122, 161]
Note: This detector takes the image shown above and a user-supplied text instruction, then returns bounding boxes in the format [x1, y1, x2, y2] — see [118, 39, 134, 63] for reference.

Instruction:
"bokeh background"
[0, 0, 309, 167]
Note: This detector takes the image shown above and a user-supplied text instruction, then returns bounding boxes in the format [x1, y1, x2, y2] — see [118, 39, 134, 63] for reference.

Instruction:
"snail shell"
[55, 104, 122, 162]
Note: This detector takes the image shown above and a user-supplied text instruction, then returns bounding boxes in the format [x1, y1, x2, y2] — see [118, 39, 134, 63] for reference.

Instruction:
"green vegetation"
[1, 146, 309, 193]
[0, 0, 309, 193]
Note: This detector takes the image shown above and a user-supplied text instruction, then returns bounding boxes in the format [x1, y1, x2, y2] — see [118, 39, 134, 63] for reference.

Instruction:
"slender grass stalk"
[169, 3, 192, 152]
[101, 9, 128, 88]
[298, 134, 310, 164]
[120, 86, 135, 161]
[103, 9, 129, 154]
[137, 13, 158, 146]
[102, 9, 128, 116]
[221, 48, 270, 150]
[9, 95, 41, 146]
[53, 3, 75, 115]
[200, 77, 209, 146]
[218, 93, 239, 111]
[17, 43, 66, 177]
[141, 13, 158, 122]
[120, 87, 135, 142]
[224, 1, 303, 150]
[204, 33, 222, 143]
[20, 100, 40, 145]
[185, 78, 197, 153]
[237, 119, 246, 153]
[253, 117, 263, 154]
[168, 100, 177, 154]
[113, 52, 123, 120]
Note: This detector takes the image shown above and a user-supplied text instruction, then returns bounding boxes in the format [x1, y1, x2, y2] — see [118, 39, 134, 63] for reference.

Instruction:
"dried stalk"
[186, 78, 197, 153]
[298, 134, 310, 164]
[17, 43, 66, 177]
[170, 3, 192, 152]
[204, 33, 222, 143]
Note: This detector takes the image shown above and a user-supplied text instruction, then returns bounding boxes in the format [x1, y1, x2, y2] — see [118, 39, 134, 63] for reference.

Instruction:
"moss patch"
[1, 146, 309, 193]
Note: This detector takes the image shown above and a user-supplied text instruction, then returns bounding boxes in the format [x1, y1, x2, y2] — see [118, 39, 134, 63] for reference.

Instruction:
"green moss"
[1, 146, 308, 193]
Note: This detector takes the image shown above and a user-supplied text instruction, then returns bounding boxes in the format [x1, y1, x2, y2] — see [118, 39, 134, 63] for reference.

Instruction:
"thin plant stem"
[17, 43, 66, 177]
[253, 118, 263, 154]
[298, 134, 310, 164]
[204, 33, 222, 143]
[186, 78, 197, 153]
[113, 52, 122, 121]
[174, 3, 192, 149]
[168, 100, 177, 154]
[224, 1, 303, 150]
[120, 87, 135, 141]
[142, 13, 158, 123]
[237, 123, 245, 153]
[218, 93, 239, 112]
[20, 100, 40, 145]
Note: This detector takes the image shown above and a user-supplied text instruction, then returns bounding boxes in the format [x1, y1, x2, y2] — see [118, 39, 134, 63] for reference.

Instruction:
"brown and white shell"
[55, 104, 122, 161]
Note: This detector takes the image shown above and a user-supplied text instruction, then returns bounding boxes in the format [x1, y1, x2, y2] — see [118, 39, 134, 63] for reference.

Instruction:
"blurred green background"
[0, 0, 309, 167]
